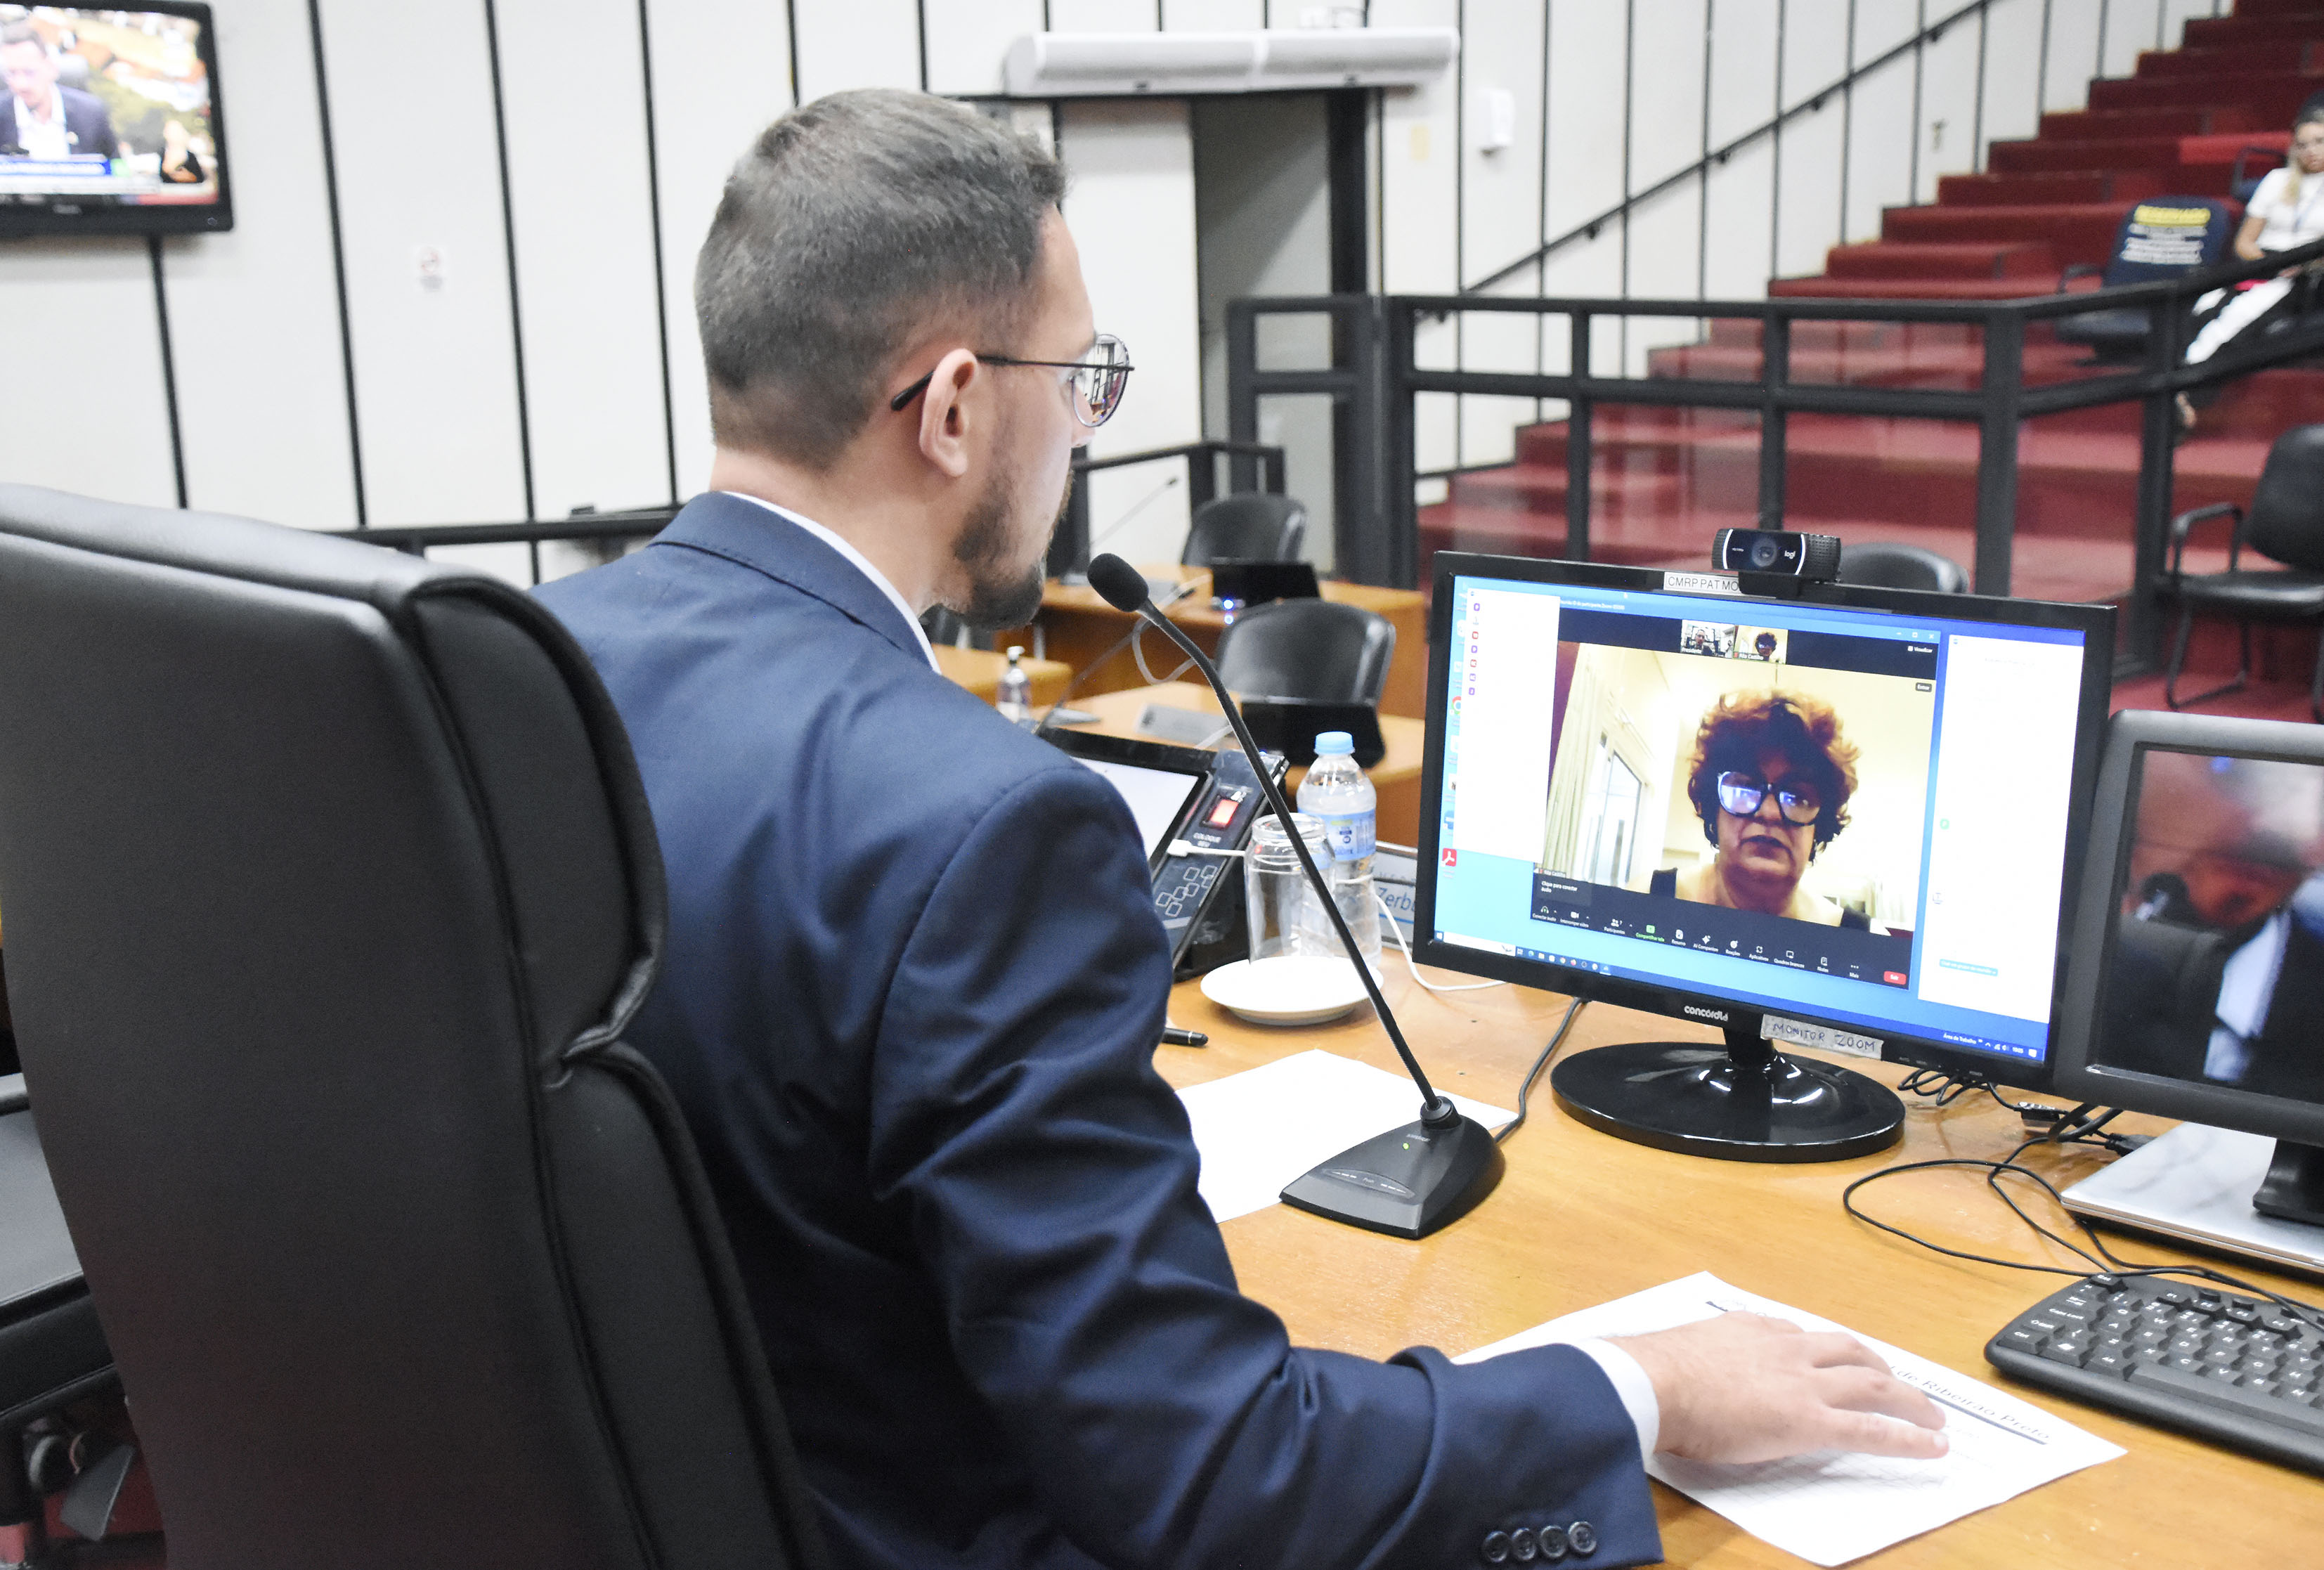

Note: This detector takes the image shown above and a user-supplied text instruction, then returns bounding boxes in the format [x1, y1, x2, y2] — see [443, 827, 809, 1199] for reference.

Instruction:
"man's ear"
[916, 349, 980, 480]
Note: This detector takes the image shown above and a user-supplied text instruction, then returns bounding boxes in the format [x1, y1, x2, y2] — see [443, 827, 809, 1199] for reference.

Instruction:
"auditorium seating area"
[1420, 0, 2324, 715]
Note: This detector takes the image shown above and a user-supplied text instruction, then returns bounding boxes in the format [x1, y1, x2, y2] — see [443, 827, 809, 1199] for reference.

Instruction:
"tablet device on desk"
[1240, 699, 1384, 768]
[1208, 559, 1319, 607]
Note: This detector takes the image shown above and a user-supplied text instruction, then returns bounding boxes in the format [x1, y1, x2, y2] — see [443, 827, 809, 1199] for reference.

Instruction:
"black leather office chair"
[2052, 197, 2235, 362]
[0, 484, 829, 1570]
[1835, 541, 1968, 594]
[1180, 492, 1307, 567]
[1214, 598, 1396, 705]
[2160, 425, 2324, 723]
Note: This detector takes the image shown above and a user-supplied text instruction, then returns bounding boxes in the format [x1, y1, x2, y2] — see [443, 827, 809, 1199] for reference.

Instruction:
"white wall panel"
[1629, 0, 1706, 194]
[2158, 0, 2221, 52]
[1623, 181, 1703, 373]
[1774, 98, 1845, 277]
[498, 0, 670, 519]
[1376, 0, 1460, 294]
[793, 0, 921, 100]
[1460, 0, 1544, 293]
[1781, 0, 1850, 111]
[1978, 0, 2047, 157]
[0, 240, 176, 505]
[164, 0, 356, 528]
[2098, 1, 2149, 79]
[1701, 137, 1775, 301]
[1852, 0, 1922, 65]
[1164, 0, 1265, 25]
[1914, 13, 1980, 204]
[2042, 0, 2102, 112]
[644, 0, 793, 499]
[1050, 0, 1160, 30]
[1545, 0, 1626, 239]
[1059, 98, 1202, 566]
[1708, 0, 1779, 148]
[1842, 54, 1916, 242]
[315, 0, 526, 526]
[927, 1, 1043, 95]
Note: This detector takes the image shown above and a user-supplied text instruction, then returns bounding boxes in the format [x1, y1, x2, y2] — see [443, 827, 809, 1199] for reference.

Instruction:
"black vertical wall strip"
[2096, 0, 2110, 78]
[1770, 0, 1786, 282]
[305, 0, 367, 527]
[2037, 0, 2053, 129]
[1909, 0, 1926, 206]
[916, 0, 930, 91]
[1973, 1, 1988, 175]
[1538, 0, 1552, 408]
[1698, 0, 1715, 303]
[1618, 0, 1634, 372]
[787, 0, 804, 105]
[636, 0, 678, 505]
[1453, 0, 1466, 464]
[1838, 0, 1856, 242]
[481, 0, 536, 523]
[147, 234, 188, 509]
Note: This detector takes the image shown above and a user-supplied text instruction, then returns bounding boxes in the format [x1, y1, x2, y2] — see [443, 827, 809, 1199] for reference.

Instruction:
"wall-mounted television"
[0, 2, 229, 238]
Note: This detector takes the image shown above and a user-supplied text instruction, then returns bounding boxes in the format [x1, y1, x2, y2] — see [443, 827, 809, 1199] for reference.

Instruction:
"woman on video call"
[1642, 692, 1879, 930]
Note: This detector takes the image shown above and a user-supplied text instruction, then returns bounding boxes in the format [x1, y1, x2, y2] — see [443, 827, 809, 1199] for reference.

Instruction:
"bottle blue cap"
[1314, 731, 1354, 755]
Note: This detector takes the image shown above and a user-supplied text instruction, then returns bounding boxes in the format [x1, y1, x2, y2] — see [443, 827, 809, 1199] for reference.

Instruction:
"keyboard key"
[2039, 1340, 2087, 1368]
[2127, 1362, 2324, 1436]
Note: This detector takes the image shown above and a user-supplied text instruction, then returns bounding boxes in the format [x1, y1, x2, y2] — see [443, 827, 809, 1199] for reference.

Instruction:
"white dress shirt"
[719, 491, 938, 673]
[14, 91, 71, 161]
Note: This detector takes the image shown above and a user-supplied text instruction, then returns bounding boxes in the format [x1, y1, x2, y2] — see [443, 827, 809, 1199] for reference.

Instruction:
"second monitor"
[1413, 553, 2115, 1160]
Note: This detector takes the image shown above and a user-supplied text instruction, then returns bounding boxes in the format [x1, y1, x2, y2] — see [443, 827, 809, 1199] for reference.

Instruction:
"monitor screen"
[2089, 744, 2324, 1103]
[0, 4, 229, 236]
[1415, 554, 2114, 1086]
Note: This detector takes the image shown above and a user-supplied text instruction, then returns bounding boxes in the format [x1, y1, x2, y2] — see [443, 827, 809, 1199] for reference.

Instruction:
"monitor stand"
[1549, 1020, 1904, 1162]
[2062, 1123, 2324, 1278]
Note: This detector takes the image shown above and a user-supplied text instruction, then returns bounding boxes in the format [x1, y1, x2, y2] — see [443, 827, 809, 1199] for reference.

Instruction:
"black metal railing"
[1226, 233, 2324, 668]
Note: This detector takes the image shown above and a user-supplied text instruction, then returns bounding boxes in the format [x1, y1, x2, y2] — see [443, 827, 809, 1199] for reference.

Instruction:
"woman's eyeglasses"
[1715, 771, 1824, 825]
[888, 334, 1133, 428]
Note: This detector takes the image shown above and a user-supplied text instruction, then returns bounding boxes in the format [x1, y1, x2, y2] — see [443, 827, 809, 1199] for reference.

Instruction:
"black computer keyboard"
[1986, 1273, 2324, 1473]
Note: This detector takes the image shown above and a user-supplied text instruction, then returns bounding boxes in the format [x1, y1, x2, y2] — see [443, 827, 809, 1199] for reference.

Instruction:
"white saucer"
[1199, 955, 1371, 1026]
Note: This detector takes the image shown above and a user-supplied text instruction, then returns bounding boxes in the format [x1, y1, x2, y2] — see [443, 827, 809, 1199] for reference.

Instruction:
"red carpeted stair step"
[1936, 169, 2173, 205]
[2185, 11, 2324, 48]
[1988, 136, 2193, 173]
[2137, 41, 2324, 75]
[1824, 240, 2057, 278]
[1880, 202, 2130, 263]
[2039, 105, 2265, 138]
[2089, 71, 2319, 117]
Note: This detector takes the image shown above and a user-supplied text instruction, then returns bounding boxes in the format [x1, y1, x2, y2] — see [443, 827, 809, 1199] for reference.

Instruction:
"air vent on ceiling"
[1002, 28, 1458, 98]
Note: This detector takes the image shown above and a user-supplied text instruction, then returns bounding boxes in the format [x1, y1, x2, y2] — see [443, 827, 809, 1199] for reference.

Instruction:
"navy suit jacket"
[536, 493, 1658, 1570]
[0, 84, 118, 160]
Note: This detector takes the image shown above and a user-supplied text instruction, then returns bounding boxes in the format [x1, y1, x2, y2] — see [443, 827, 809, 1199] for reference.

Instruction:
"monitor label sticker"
[1762, 1014, 1883, 1059]
[1663, 571, 1741, 597]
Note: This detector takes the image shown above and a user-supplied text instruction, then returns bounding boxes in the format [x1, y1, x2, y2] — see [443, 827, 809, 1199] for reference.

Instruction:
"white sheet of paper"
[1176, 1049, 1515, 1223]
[1458, 1273, 2124, 1566]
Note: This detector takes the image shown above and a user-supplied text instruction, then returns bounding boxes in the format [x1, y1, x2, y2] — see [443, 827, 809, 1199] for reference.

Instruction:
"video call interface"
[0, 8, 220, 207]
[2096, 748, 2324, 1103]
[1430, 573, 2091, 1067]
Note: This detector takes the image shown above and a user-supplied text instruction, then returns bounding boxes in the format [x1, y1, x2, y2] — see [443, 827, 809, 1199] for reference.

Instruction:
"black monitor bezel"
[1410, 551, 2117, 1090]
[0, 1, 233, 239]
[2051, 708, 2324, 1144]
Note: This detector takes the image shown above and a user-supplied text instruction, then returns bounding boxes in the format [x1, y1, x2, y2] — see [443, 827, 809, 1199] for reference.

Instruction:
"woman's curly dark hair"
[1685, 692, 1860, 854]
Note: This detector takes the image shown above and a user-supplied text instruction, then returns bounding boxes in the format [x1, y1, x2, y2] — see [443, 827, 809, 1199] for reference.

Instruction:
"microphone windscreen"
[1086, 553, 1151, 614]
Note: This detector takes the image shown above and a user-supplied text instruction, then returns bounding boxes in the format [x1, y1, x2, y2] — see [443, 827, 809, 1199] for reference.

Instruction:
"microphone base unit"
[1280, 1113, 1505, 1239]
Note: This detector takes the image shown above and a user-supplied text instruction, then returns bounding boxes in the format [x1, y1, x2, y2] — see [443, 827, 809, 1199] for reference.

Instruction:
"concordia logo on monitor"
[1682, 1004, 1733, 1024]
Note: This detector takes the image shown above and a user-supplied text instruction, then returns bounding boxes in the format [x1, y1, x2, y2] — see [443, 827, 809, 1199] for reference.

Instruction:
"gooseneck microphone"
[1086, 554, 1501, 1238]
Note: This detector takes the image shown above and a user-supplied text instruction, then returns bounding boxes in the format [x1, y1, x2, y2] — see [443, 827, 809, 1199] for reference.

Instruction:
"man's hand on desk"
[1614, 1313, 1950, 1464]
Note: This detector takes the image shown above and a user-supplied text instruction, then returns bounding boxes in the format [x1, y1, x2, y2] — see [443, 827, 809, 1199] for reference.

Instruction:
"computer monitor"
[2051, 711, 2324, 1232]
[1413, 552, 2115, 1161]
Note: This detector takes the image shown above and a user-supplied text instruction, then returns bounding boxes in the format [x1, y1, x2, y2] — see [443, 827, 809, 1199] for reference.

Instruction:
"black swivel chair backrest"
[1214, 598, 1396, 705]
[2053, 197, 2235, 358]
[2242, 423, 2324, 573]
[0, 485, 826, 1570]
[1180, 492, 1308, 567]
[1834, 541, 1969, 594]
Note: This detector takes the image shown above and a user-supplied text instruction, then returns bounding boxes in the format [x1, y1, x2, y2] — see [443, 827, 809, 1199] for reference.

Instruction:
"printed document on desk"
[1458, 1273, 2123, 1566]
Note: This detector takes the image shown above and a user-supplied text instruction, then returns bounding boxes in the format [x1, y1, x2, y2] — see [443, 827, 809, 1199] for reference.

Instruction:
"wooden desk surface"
[930, 644, 1073, 708]
[1009, 569, 1431, 720]
[1153, 971, 2324, 1567]
[1058, 683, 1427, 847]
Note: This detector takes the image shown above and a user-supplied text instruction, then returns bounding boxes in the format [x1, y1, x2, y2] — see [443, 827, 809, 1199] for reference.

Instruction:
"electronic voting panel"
[1039, 727, 1277, 968]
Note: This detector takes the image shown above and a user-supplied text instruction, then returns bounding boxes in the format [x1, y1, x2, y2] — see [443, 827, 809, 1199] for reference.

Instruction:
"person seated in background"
[1643, 691, 1881, 930]
[2180, 108, 2324, 431]
[535, 88, 1945, 1570]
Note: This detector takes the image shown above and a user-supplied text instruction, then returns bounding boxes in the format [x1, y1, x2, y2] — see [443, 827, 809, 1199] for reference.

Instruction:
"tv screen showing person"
[2096, 750, 2324, 1101]
[0, 6, 220, 211]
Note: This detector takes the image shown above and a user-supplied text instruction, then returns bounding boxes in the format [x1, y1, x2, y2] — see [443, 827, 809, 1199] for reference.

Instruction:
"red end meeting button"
[1883, 971, 1909, 987]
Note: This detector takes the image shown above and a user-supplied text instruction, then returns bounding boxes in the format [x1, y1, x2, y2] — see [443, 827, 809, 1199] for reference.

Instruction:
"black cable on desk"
[1841, 1111, 2324, 1335]
[1493, 997, 1587, 1146]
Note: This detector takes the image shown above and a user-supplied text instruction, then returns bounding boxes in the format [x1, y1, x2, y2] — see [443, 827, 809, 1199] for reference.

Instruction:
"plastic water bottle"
[997, 645, 1033, 727]
[1296, 730, 1381, 973]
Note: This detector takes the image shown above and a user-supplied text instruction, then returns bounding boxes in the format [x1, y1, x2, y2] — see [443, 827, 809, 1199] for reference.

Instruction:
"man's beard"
[951, 466, 1071, 632]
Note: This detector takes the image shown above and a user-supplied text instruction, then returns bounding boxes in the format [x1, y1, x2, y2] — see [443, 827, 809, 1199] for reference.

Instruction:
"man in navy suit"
[538, 89, 1945, 1570]
[0, 25, 119, 162]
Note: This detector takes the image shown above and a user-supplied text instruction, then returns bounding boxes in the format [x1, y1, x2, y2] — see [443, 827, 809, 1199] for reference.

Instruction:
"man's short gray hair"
[695, 89, 1067, 469]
